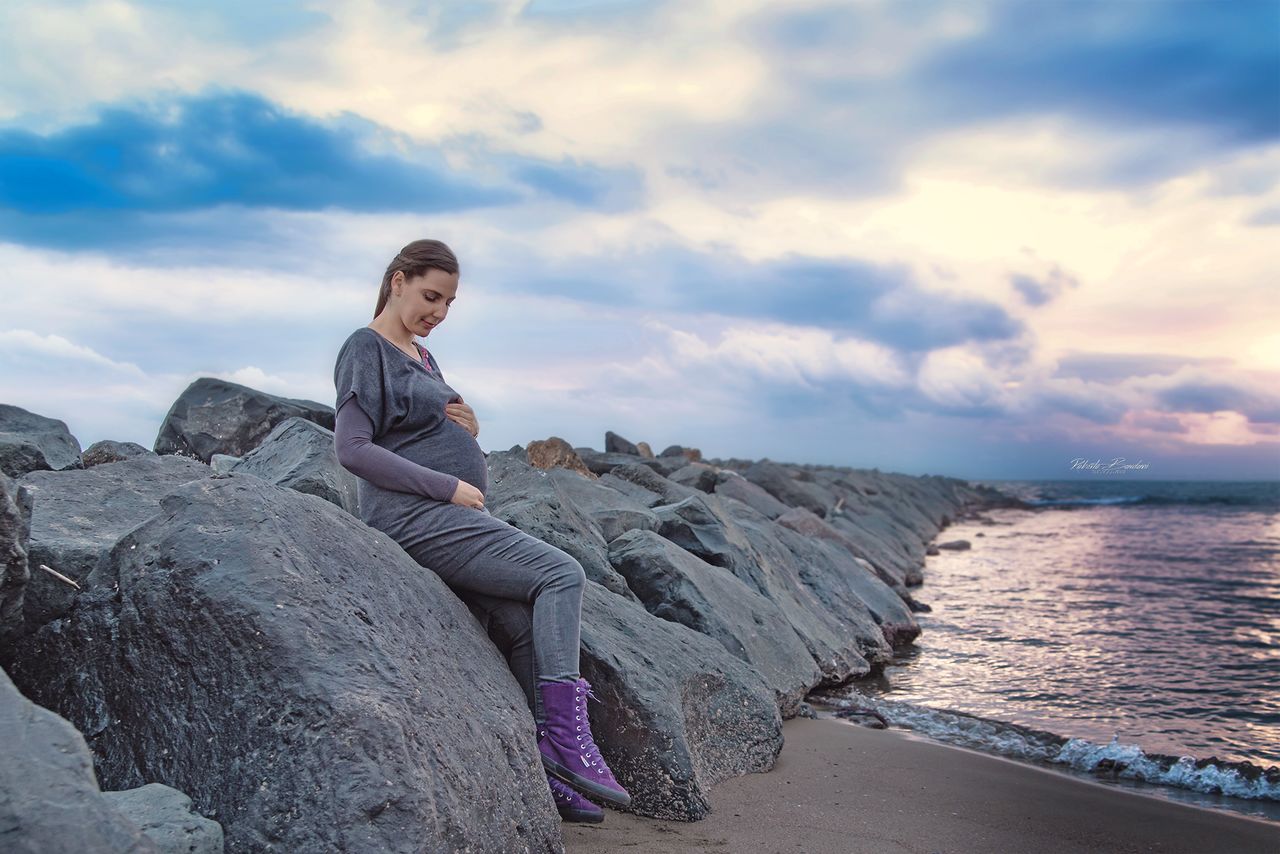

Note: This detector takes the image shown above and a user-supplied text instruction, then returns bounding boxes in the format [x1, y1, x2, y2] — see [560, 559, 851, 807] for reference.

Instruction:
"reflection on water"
[816, 480, 1280, 818]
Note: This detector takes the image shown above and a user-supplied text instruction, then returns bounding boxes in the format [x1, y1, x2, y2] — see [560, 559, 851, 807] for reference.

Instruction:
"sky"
[0, 0, 1277, 481]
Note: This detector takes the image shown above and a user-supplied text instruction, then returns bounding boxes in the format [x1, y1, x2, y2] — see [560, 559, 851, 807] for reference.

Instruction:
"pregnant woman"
[332, 239, 631, 824]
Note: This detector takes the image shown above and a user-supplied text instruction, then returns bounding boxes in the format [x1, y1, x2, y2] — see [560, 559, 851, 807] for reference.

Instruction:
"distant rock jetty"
[0, 380, 1021, 853]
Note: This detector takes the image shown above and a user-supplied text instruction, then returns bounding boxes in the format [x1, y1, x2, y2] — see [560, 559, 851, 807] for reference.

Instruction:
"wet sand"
[564, 715, 1280, 854]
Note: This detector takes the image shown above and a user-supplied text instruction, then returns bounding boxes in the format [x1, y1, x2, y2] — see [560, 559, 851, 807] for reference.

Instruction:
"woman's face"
[393, 268, 458, 336]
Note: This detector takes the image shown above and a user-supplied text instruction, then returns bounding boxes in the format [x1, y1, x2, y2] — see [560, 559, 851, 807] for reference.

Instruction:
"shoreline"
[564, 715, 1280, 854]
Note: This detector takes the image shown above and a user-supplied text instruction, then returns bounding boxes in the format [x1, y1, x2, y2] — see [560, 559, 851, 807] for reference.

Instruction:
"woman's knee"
[546, 552, 586, 591]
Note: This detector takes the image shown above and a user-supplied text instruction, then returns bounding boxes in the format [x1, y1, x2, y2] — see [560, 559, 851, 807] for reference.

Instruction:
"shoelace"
[575, 682, 607, 773]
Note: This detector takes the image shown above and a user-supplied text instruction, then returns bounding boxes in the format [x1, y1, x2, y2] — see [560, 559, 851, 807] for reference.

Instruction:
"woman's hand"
[450, 478, 486, 510]
[445, 396, 479, 438]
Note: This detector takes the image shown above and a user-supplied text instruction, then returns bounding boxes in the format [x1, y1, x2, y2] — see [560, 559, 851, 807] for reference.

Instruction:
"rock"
[153, 378, 333, 463]
[101, 784, 224, 854]
[6, 473, 563, 853]
[774, 507, 910, 598]
[743, 460, 834, 517]
[485, 450, 638, 601]
[712, 472, 790, 519]
[573, 448, 685, 478]
[227, 417, 357, 515]
[634, 441, 654, 459]
[82, 441, 153, 468]
[926, 546, 940, 556]
[1, 470, 33, 642]
[768, 523, 919, 649]
[607, 529, 819, 718]
[604, 430, 639, 456]
[525, 437, 594, 478]
[667, 463, 719, 493]
[0, 403, 83, 478]
[543, 468, 659, 545]
[598, 463, 700, 508]
[652, 491, 871, 684]
[936, 539, 971, 550]
[576, 582, 782, 820]
[7, 455, 210, 645]
[735, 500, 904, 660]
[1, 666, 165, 853]
[824, 473, 953, 587]
[659, 445, 701, 462]
[208, 455, 239, 475]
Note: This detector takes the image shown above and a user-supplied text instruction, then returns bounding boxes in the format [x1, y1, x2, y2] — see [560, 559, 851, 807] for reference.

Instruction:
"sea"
[807, 479, 1280, 824]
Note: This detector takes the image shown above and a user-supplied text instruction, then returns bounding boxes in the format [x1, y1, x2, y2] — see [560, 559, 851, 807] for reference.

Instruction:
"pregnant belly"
[404, 420, 490, 496]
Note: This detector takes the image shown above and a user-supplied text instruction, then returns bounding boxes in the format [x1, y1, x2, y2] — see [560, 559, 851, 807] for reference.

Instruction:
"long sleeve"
[334, 394, 460, 503]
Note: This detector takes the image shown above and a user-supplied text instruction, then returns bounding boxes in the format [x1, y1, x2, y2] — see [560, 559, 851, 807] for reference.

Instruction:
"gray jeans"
[426, 531, 586, 726]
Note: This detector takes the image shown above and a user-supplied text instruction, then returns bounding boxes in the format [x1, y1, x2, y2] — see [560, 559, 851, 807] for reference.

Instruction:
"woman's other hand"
[450, 478, 486, 510]
[445, 396, 479, 437]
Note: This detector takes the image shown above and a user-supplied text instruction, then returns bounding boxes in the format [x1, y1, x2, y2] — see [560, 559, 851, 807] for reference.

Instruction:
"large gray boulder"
[712, 471, 790, 519]
[607, 528, 820, 718]
[775, 507, 913, 597]
[598, 463, 700, 507]
[1, 471, 32, 643]
[769, 522, 920, 648]
[485, 449, 638, 601]
[0, 404, 83, 478]
[742, 459, 835, 517]
[1, 666, 221, 854]
[576, 581, 782, 820]
[574, 448, 686, 478]
[228, 416, 358, 515]
[153, 378, 334, 463]
[6, 473, 564, 853]
[825, 471, 964, 587]
[7, 455, 210, 645]
[543, 467, 659, 545]
[652, 491, 872, 683]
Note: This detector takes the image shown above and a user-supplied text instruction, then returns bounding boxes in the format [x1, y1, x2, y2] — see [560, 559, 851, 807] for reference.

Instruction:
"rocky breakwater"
[0, 384, 1011, 853]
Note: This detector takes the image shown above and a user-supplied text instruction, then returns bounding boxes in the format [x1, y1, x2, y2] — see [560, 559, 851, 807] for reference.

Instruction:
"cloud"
[140, 0, 331, 45]
[915, 345, 1009, 415]
[1244, 204, 1280, 226]
[706, 0, 1279, 197]
[1052, 352, 1233, 384]
[0, 328, 146, 376]
[1010, 266, 1079, 307]
[0, 88, 506, 215]
[1128, 411, 1186, 434]
[469, 241, 1025, 348]
[0, 327, 225, 448]
[1019, 377, 1133, 426]
[1152, 375, 1280, 424]
[0, 88, 644, 248]
[907, 0, 1280, 147]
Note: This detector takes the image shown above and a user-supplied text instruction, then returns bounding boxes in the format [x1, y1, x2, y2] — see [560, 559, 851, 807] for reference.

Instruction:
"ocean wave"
[807, 691, 1280, 804]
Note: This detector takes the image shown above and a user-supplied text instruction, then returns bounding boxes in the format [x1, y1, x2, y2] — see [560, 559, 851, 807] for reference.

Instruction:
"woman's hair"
[374, 239, 460, 319]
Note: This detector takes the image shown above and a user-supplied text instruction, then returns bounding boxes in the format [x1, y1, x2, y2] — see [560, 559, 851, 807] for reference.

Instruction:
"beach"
[564, 715, 1280, 854]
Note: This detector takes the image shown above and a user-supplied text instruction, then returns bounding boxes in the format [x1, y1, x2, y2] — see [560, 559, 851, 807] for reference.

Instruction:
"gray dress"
[333, 326, 524, 571]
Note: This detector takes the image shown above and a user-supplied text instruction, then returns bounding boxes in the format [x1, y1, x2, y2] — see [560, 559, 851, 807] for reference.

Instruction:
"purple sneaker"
[547, 771, 604, 823]
[537, 677, 632, 808]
